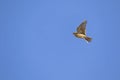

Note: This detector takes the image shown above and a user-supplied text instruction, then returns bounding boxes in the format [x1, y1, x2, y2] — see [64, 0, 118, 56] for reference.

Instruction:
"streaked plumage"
[73, 20, 92, 42]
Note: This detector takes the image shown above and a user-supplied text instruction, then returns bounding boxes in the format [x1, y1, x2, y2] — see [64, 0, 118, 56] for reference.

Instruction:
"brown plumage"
[73, 20, 92, 42]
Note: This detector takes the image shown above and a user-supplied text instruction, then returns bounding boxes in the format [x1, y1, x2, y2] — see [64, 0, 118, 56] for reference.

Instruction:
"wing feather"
[77, 20, 87, 35]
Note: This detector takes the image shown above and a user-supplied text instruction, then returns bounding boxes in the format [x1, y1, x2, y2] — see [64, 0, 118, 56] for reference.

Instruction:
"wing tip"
[83, 20, 87, 24]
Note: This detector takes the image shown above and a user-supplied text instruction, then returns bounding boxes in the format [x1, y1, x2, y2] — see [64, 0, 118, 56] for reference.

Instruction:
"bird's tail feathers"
[84, 36, 92, 42]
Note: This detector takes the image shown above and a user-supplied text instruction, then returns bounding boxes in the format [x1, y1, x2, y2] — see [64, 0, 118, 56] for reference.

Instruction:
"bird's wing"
[77, 20, 87, 35]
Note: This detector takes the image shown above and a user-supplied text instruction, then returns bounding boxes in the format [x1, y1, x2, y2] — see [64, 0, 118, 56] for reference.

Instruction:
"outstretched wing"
[77, 20, 87, 35]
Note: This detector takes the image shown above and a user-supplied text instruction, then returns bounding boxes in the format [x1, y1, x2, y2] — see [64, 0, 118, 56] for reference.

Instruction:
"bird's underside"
[73, 20, 92, 42]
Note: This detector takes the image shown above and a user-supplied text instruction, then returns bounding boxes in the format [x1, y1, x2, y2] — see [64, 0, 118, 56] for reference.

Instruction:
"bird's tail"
[84, 36, 92, 42]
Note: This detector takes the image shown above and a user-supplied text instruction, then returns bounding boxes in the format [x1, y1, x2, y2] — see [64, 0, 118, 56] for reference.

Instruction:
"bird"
[73, 20, 92, 42]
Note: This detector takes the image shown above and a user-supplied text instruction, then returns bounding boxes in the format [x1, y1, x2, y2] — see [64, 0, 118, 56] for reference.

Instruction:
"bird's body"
[73, 33, 86, 38]
[73, 20, 92, 42]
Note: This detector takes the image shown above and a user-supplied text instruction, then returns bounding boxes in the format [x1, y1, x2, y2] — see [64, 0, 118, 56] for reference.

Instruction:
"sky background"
[0, 0, 120, 80]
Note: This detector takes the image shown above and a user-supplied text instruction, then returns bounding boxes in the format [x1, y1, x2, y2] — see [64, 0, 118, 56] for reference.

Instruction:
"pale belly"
[75, 34, 86, 38]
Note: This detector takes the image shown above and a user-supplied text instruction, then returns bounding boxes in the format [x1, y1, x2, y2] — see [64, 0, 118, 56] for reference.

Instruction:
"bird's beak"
[73, 32, 76, 35]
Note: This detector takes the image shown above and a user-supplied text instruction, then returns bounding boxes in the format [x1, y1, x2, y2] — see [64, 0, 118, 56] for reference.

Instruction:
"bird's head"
[73, 32, 77, 35]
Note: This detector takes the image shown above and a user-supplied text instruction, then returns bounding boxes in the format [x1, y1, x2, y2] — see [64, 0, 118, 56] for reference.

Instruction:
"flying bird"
[73, 20, 92, 42]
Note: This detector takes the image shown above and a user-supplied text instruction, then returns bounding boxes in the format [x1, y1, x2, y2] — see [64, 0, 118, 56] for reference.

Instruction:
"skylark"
[73, 20, 92, 42]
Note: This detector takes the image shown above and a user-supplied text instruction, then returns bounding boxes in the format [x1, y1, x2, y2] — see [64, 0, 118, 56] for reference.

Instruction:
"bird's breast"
[75, 34, 86, 38]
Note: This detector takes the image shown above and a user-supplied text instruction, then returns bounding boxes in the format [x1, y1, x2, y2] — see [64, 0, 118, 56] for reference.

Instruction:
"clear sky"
[0, 0, 120, 80]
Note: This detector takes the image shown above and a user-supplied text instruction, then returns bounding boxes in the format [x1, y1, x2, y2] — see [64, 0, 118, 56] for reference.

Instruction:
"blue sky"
[0, 0, 120, 80]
